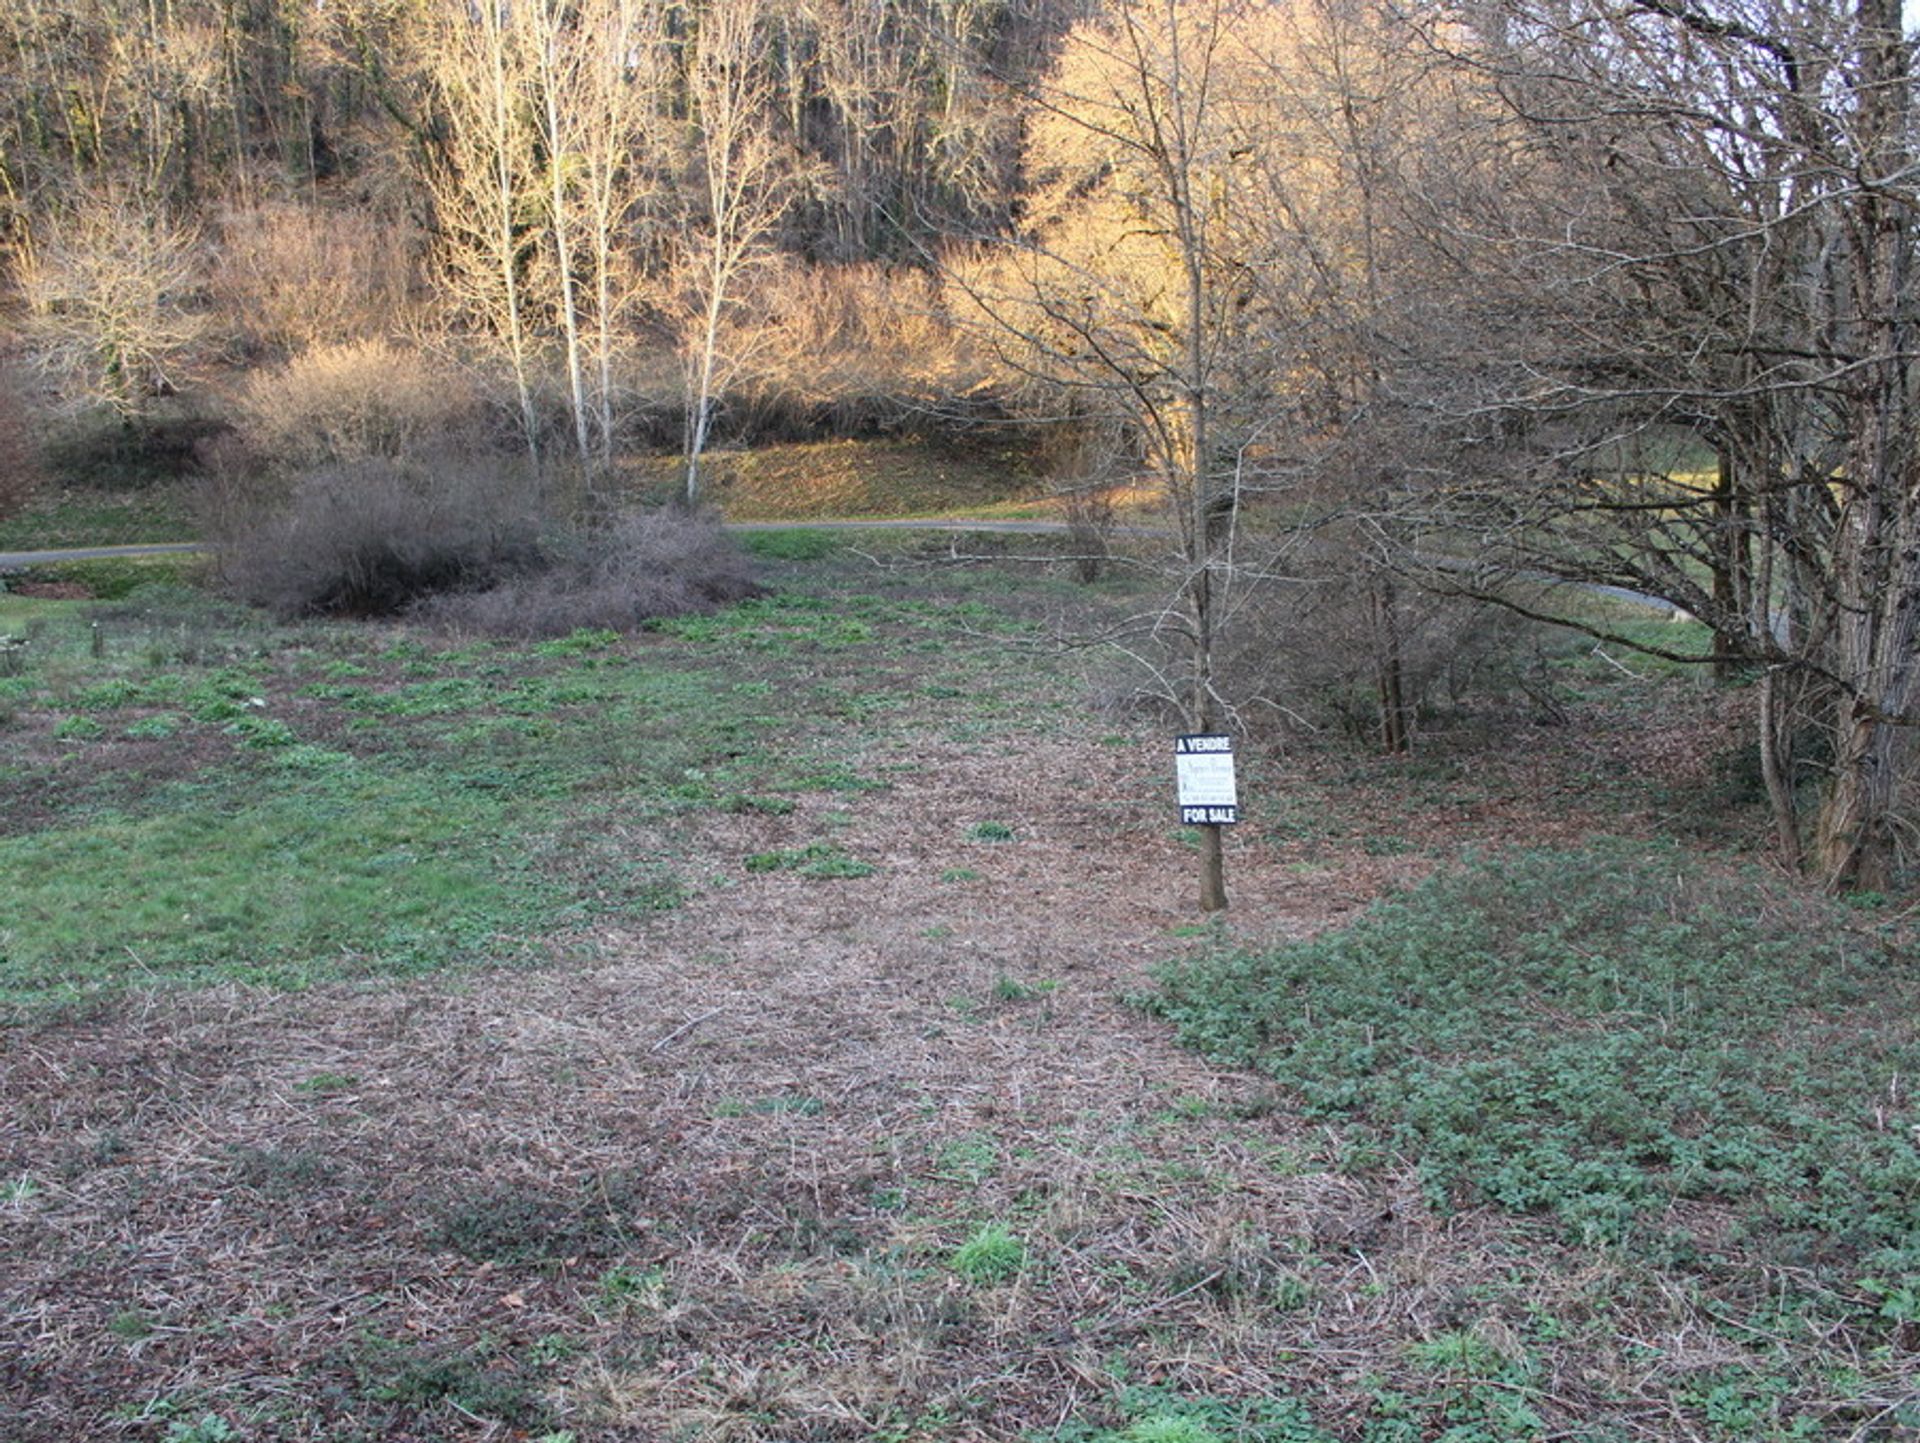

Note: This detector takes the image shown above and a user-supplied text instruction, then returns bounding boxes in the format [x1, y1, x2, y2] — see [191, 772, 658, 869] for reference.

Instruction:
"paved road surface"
[0, 541, 206, 569]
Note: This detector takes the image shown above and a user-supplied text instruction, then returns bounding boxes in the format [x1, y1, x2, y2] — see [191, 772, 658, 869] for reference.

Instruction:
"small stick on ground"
[650, 1007, 724, 1052]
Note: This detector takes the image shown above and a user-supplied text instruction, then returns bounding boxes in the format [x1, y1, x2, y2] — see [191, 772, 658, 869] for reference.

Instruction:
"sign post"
[1175, 733, 1237, 910]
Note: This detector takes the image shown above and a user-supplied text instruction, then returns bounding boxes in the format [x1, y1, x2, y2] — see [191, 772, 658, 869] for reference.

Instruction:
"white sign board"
[1175, 733, 1238, 825]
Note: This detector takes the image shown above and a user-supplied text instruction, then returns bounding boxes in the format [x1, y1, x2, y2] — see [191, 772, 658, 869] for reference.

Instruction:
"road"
[0, 541, 206, 569]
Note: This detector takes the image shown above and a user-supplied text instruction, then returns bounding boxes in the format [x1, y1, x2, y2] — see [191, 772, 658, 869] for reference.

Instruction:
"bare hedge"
[209, 449, 760, 632]
[412, 508, 762, 638]
[233, 340, 491, 472]
[212, 455, 543, 617]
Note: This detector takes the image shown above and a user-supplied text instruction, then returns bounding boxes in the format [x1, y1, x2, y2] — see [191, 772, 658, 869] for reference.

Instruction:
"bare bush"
[212, 202, 418, 357]
[1034, 418, 1125, 583]
[727, 260, 991, 438]
[17, 188, 209, 422]
[213, 454, 543, 617]
[1216, 551, 1550, 745]
[414, 509, 762, 638]
[233, 340, 490, 472]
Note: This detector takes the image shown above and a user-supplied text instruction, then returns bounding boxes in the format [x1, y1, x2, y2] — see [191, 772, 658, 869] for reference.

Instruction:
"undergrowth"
[1147, 843, 1920, 1275]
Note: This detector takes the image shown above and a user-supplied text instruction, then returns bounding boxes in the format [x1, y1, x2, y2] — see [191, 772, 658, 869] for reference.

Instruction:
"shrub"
[413, 508, 762, 638]
[212, 202, 418, 357]
[723, 260, 994, 439]
[1212, 541, 1553, 746]
[0, 356, 42, 520]
[214, 454, 543, 617]
[40, 409, 224, 491]
[233, 340, 490, 471]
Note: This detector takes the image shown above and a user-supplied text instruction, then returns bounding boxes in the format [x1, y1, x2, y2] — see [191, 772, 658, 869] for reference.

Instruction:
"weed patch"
[428, 1171, 648, 1266]
[743, 842, 876, 878]
[951, 1223, 1026, 1284]
[1147, 842, 1920, 1271]
[329, 1333, 554, 1431]
[1048, 1385, 1334, 1443]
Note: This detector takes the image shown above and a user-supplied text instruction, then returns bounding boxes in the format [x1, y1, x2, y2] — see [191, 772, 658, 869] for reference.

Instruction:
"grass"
[623, 436, 1040, 520]
[0, 563, 1053, 1014]
[1, 431, 1046, 562]
[1147, 840, 1920, 1270]
[951, 1222, 1027, 1283]
[0, 483, 199, 551]
[5, 534, 1919, 1443]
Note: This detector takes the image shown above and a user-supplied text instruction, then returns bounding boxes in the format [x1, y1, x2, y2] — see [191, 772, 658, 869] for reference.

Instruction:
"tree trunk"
[685, 276, 724, 507]
[1372, 574, 1409, 753]
[1811, 0, 1916, 892]
[1710, 446, 1750, 683]
[1758, 666, 1803, 874]
[1815, 702, 1908, 892]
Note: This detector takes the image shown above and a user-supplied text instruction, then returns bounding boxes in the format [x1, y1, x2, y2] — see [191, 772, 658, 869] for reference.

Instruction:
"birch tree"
[424, 0, 544, 466]
[677, 0, 806, 505]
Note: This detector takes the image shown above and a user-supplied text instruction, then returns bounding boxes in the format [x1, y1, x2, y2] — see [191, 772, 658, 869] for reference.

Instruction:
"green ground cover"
[0, 565, 1050, 1016]
[0, 484, 200, 551]
[3, 541, 1916, 1443]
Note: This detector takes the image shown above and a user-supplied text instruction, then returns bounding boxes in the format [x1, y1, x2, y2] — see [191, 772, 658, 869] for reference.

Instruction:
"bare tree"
[423, 0, 544, 466]
[530, 0, 595, 467]
[676, 0, 808, 506]
[567, 0, 670, 472]
[952, 0, 1303, 910]
[15, 183, 207, 423]
[1409, 0, 1920, 890]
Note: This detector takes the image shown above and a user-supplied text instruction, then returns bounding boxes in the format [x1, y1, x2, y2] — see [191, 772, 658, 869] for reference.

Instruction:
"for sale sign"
[1175, 733, 1238, 825]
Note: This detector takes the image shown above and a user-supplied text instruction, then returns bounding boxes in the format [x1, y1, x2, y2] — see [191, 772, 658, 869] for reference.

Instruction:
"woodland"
[3, 0, 1920, 891]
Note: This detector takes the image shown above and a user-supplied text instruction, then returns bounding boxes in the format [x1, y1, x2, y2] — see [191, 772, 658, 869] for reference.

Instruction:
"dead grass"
[619, 437, 1041, 520]
[0, 630, 1890, 1440]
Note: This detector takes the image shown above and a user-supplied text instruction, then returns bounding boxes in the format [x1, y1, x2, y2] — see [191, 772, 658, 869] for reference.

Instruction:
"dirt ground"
[2, 694, 1787, 1441]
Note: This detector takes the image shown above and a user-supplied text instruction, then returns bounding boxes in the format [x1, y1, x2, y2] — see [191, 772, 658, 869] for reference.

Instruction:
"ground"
[1, 543, 1909, 1443]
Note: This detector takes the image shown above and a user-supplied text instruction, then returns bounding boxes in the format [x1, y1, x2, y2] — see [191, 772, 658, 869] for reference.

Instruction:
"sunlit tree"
[17, 184, 207, 423]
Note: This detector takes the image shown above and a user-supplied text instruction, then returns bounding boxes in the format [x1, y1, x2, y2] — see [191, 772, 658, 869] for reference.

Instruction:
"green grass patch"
[0, 486, 200, 552]
[0, 762, 565, 1004]
[7, 554, 205, 599]
[738, 526, 845, 560]
[650, 592, 883, 650]
[624, 437, 1036, 521]
[1146, 842, 1920, 1267]
[1047, 1385, 1334, 1443]
[0, 565, 1063, 1014]
[950, 1223, 1027, 1284]
[743, 842, 875, 879]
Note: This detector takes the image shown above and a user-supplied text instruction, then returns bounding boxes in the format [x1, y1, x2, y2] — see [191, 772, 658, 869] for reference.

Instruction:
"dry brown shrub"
[729, 260, 991, 435]
[213, 452, 543, 617]
[414, 508, 762, 638]
[16, 189, 209, 422]
[212, 201, 418, 356]
[234, 340, 489, 472]
[0, 355, 45, 519]
[1214, 540, 1547, 745]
